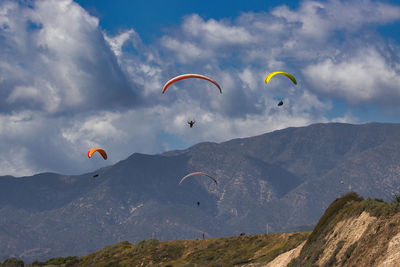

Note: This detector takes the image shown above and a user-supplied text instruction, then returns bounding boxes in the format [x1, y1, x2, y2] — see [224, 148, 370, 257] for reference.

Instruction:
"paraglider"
[264, 71, 297, 85]
[92, 174, 99, 178]
[162, 74, 222, 94]
[179, 171, 218, 185]
[188, 120, 196, 128]
[87, 148, 107, 160]
[277, 100, 283, 106]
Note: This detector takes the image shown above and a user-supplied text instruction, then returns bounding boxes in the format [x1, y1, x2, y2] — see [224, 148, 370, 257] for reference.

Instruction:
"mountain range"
[2, 122, 400, 262]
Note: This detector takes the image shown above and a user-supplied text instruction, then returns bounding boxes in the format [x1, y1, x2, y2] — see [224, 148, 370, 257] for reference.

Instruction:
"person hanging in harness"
[187, 120, 196, 128]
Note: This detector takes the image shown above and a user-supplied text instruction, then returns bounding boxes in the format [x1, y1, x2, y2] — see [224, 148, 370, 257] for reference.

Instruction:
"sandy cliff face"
[265, 241, 306, 267]
[346, 212, 400, 267]
[317, 211, 376, 266]
[285, 194, 400, 267]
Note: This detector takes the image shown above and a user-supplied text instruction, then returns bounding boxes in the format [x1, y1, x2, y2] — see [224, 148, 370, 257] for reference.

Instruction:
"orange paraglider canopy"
[87, 148, 107, 160]
[162, 74, 222, 94]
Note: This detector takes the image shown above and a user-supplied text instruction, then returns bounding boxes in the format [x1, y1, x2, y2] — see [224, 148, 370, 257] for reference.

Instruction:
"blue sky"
[1, 0, 400, 176]
[75, 0, 300, 43]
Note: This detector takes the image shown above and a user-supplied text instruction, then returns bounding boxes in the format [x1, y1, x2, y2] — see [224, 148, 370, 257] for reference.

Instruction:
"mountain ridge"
[2, 122, 400, 262]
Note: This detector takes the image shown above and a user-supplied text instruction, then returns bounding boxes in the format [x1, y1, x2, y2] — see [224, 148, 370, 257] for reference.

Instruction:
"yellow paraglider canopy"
[265, 71, 297, 85]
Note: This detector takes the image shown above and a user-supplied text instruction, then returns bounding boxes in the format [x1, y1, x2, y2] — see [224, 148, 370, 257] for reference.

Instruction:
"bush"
[292, 192, 363, 266]
[308, 192, 363, 243]
[1, 258, 24, 267]
[344, 242, 358, 259]
[134, 238, 160, 253]
[392, 193, 400, 203]
[325, 240, 344, 266]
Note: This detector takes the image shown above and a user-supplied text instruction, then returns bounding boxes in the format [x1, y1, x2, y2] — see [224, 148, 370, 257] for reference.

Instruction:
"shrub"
[134, 238, 160, 253]
[308, 192, 363, 243]
[325, 240, 344, 266]
[344, 241, 358, 259]
[1, 258, 24, 267]
[392, 193, 400, 203]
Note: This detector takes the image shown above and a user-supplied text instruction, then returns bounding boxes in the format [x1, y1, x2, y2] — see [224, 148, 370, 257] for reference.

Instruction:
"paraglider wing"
[87, 148, 107, 160]
[179, 171, 218, 185]
[162, 74, 222, 94]
[265, 71, 297, 85]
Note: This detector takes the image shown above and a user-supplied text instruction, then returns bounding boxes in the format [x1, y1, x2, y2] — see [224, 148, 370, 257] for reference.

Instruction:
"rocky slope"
[289, 192, 400, 266]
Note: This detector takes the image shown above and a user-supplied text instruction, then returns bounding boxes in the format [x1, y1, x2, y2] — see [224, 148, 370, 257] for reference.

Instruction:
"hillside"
[3, 192, 400, 266]
[0, 232, 309, 267]
[3, 122, 400, 262]
[289, 192, 400, 266]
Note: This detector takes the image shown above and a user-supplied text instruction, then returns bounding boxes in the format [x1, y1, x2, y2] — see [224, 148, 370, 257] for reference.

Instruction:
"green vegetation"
[289, 192, 364, 266]
[358, 198, 400, 217]
[288, 192, 364, 266]
[392, 193, 400, 203]
[7, 192, 400, 266]
[308, 192, 364, 244]
[325, 240, 344, 266]
[0, 258, 24, 267]
[48, 232, 308, 267]
[31, 256, 79, 266]
[343, 241, 358, 263]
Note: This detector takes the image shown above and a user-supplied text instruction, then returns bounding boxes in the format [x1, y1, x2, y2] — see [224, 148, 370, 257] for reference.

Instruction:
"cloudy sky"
[1, 0, 400, 176]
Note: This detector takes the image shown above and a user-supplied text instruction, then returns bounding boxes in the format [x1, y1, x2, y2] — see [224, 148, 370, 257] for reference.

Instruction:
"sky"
[1, 0, 400, 176]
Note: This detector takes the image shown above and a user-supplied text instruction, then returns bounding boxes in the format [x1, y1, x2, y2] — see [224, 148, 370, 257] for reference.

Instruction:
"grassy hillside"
[4, 192, 400, 266]
[1, 232, 308, 267]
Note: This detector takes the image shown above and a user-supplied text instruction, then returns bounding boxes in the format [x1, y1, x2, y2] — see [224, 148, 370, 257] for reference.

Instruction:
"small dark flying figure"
[93, 173, 99, 178]
[277, 100, 283, 106]
[197, 201, 200, 206]
[188, 120, 196, 128]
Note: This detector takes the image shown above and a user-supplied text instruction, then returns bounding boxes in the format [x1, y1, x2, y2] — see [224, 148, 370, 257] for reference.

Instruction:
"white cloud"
[0, 0, 136, 115]
[161, 36, 211, 63]
[182, 14, 255, 46]
[272, 0, 400, 39]
[0, 146, 36, 177]
[0, 0, 400, 176]
[104, 29, 137, 58]
[303, 47, 400, 104]
[238, 68, 258, 91]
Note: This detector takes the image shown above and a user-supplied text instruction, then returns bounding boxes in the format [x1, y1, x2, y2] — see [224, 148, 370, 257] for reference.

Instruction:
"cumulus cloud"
[182, 14, 256, 46]
[0, 0, 400, 176]
[303, 47, 400, 104]
[104, 29, 138, 58]
[0, 0, 138, 115]
[272, 0, 400, 39]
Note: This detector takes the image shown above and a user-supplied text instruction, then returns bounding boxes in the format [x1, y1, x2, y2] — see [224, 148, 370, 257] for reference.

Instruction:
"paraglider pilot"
[277, 100, 283, 106]
[197, 201, 200, 206]
[188, 120, 195, 128]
